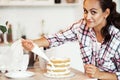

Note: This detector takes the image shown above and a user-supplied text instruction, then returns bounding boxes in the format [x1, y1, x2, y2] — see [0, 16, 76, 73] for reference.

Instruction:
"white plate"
[43, 72, 75, 78]
[5, 71, 35, 78]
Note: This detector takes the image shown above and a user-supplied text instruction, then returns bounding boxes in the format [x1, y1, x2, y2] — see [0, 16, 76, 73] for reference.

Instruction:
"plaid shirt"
[45, 19, 120, 79]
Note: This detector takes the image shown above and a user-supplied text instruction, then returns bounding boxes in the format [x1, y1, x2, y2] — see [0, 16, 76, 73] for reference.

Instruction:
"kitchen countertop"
[0, 44, 97, 80]
[0, 66, 97, 80]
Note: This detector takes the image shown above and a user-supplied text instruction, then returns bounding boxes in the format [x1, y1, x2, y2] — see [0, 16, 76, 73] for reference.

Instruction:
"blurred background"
[0, 0, 120, 72]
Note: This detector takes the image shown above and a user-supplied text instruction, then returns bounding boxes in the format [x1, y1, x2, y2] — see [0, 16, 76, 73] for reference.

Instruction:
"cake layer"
[50, 58, 70, 63]
[47, 66, 70, 71]
[47, 62, 70, 67]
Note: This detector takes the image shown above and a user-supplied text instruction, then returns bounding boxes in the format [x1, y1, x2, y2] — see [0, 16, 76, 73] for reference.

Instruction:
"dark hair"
[99, 0, 120, 43]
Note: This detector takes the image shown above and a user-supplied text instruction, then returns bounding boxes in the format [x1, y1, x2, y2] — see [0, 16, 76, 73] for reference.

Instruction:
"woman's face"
[83, 0, 108, 29]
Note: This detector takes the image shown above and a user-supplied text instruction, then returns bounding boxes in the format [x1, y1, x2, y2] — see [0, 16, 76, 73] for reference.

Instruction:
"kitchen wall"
[0, 6, 83, 40]
[0, 1, 83, 40]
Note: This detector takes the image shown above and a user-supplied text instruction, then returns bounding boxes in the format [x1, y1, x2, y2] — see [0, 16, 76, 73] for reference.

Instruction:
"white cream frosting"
[46, 57, 71, 76]
[47, 66, 70, 70]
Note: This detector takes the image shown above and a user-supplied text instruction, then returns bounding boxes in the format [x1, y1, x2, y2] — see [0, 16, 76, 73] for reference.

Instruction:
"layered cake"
[45, 57, 71, 77]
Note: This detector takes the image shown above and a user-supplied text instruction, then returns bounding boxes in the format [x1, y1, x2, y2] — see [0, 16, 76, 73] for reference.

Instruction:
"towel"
[0, 39, 29, 72]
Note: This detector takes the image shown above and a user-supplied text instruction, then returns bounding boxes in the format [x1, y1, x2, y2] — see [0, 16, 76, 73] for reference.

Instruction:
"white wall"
[0, 5, 83, 40]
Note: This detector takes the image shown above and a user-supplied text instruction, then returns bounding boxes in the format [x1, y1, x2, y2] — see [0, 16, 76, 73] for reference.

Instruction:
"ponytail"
[101, 1, 120, 44]
[110, 2, 120, 29]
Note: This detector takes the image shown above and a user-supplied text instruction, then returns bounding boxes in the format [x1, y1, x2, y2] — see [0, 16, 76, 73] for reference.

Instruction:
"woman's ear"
[104, 8, 110, 18]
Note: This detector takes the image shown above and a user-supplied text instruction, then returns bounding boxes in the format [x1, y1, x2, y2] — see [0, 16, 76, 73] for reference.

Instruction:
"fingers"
[22, 39, 34, 51]
[84, 64, 97, 78]
[85, 64, 95, 72]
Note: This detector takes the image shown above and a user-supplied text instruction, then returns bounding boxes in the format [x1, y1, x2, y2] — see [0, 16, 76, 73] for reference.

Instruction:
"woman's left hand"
[84, 64, 100, 78]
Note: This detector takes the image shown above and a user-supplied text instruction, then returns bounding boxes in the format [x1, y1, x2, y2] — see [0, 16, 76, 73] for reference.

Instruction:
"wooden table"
[0, 67, 97, 80]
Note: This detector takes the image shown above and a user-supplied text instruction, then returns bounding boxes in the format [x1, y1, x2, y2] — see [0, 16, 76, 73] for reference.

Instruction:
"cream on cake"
[46, 57, 71, 76]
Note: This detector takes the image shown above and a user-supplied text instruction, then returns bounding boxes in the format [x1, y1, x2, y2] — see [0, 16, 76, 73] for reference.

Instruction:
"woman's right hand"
[22, 39, 34, 51]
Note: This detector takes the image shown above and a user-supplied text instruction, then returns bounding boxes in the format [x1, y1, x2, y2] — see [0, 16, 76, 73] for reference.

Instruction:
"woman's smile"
[86, 20, 94, 27]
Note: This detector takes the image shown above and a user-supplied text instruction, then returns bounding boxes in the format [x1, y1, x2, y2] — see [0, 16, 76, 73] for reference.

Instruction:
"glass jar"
[55, 0, 61, 4]
[66, 0, 75, 3]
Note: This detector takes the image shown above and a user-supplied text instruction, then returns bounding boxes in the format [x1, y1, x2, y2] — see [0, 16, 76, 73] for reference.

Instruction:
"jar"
[55, 0, 61, 4]
[0, 34, 4, 43]
[66, 0, 75, 3]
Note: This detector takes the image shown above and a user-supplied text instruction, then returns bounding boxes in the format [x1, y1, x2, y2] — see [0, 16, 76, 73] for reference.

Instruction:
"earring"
[104, 17, 106, 19]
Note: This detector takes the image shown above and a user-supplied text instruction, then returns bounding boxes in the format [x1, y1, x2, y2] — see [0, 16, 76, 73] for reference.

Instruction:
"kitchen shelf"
[0, 2, 81, 7]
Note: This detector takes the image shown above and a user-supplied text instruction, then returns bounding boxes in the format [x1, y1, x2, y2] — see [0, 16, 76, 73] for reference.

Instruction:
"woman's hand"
[22, 39, 34, 51]
[84, 64, 117, 80]
[84, 64, 100, 78]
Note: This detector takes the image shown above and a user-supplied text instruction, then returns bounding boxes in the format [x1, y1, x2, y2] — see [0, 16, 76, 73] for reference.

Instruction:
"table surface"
[0, 45, 97, 80]
[0, 67, 97, 80]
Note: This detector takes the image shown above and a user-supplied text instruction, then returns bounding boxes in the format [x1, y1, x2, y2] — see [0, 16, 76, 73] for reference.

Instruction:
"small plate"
[43, 72, 75, 78]
[5, 71, 35, 78]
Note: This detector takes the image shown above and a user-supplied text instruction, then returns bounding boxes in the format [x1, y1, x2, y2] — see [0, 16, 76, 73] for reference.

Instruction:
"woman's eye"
[91, 11, 97, 15]
[84, 9, 88, 14]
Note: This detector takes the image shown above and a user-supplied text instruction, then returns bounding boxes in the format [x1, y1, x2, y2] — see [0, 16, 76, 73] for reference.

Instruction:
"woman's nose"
[85, 13, 92, 20]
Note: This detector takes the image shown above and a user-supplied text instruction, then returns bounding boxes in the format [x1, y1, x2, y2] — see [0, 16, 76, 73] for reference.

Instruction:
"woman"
[22, 0, 120, 79]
